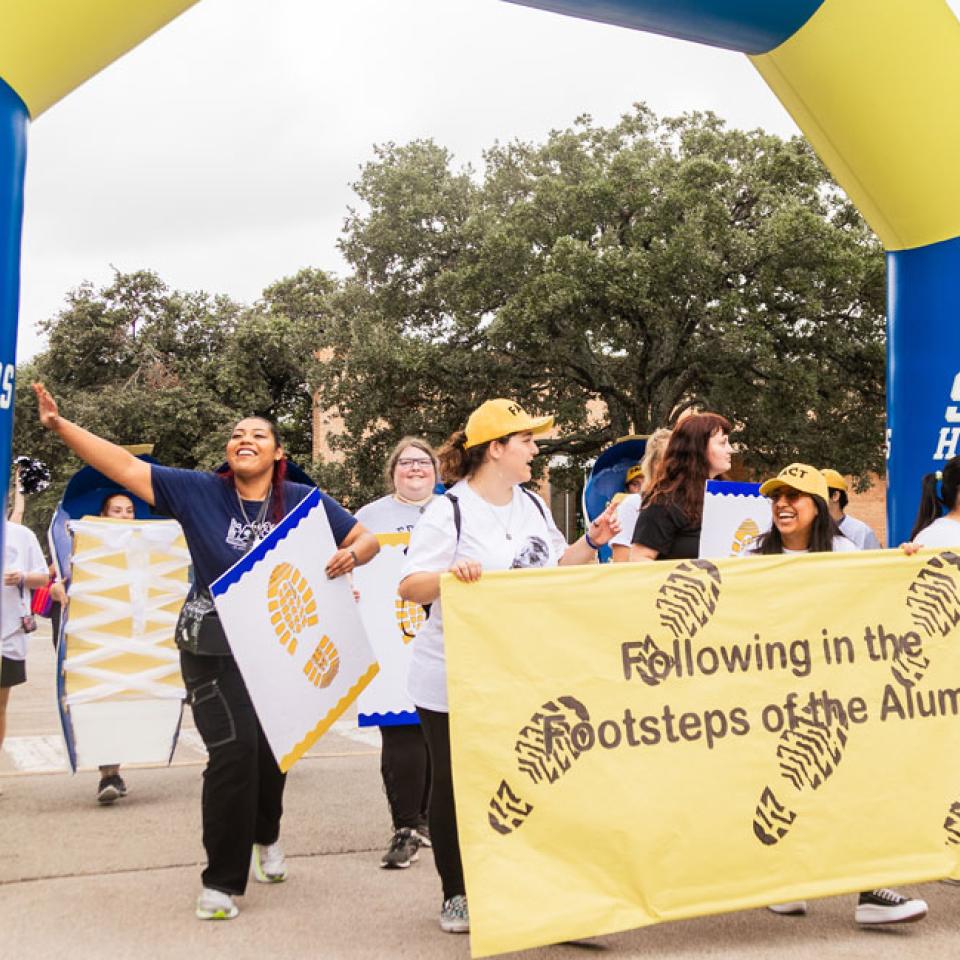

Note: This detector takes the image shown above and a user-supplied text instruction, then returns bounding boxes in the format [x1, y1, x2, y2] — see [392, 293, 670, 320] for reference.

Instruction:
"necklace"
[236, 484, 272, 545]
[481, 490, 517, 540]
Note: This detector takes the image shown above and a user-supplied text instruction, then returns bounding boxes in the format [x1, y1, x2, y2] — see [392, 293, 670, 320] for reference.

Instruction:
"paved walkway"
[1, 627, 956, 959]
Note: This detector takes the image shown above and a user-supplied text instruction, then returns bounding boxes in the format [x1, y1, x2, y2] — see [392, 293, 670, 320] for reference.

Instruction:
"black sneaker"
[97, 774, 126, 805]
[380, 828, 419, 869]
[855, 889, 927, 925]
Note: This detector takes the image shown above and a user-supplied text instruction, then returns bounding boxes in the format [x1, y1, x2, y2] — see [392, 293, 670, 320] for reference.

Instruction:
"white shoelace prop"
[62, 519, 190, 705]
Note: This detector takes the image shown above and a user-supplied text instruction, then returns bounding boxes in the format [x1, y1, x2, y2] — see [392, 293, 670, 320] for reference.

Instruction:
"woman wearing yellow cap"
[754, 464, 927, 926]
[398, 398, 619, 934]
[753, 464, 856, 555]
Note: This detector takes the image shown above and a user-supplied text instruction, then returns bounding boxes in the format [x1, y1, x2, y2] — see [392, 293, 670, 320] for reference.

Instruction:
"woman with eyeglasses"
[630, 413, 733, 562]
[398, 398, 619, 935]
[753, 464, 927, 926]
[354, 437, 439, 871]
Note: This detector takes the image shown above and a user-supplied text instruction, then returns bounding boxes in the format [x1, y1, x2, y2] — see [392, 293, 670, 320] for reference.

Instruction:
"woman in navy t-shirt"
[34, 382, 379, 921]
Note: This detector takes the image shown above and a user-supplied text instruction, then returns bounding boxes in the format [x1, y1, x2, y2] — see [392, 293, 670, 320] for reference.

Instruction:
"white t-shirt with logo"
[912, 516, 960, 548]
[400, 480, 568, 712]
[2, 522, 48, 659]
[609, 493, 642, 549]
[839, 514, 882, 550]
[355, 494, 434, 534]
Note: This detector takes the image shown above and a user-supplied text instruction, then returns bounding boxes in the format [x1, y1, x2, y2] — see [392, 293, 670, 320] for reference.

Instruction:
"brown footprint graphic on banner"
[894, 551, 960, 687]
[629, 559, 723, 686]
[752, 708, 850, 846]
[487, 695, 591, 835]
[944, 800, 960, 847]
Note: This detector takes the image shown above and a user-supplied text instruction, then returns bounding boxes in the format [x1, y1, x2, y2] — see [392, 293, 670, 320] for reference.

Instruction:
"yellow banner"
[444, 549, 960, 957]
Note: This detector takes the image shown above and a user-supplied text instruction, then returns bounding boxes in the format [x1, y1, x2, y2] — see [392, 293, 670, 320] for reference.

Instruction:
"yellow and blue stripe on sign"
[505, 1, 825, 54]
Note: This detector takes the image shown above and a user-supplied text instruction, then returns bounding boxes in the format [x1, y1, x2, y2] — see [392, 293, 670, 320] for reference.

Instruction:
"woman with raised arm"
[397, 398, 619, 935]
[630, 413, 733, 562]
[33, 383, 379, 921]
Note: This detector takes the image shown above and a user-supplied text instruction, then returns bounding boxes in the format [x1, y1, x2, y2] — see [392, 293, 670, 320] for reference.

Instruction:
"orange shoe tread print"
[267, 561, 319, 656]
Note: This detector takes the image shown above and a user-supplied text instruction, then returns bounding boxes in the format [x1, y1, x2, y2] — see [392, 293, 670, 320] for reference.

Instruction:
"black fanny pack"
[175, 587, 231, 656]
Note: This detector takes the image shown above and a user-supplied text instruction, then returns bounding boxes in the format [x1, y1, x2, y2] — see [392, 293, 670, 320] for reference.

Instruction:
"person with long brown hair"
[630, 412, 733, 561]
[398, 398, 619, 935]
[32, 382, 379, 921]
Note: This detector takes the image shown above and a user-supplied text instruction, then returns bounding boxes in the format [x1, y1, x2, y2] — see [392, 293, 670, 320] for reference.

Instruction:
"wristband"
[584, 532, 600, 551]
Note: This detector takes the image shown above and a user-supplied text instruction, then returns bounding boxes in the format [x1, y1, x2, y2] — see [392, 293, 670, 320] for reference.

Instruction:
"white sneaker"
[768, 901, 808, 916]
[252, 842, 288, 883]
[196, 887, 238, 920]
[440, 895, 469, 933]
[855, 889, 927, 925]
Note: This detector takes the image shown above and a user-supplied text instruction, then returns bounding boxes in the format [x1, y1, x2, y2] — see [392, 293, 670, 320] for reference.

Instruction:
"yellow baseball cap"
[625, 464, 644, 483]
[759, 463, 829, 503]
[463, 399, 554, 449]
[820, 468, 848, 492]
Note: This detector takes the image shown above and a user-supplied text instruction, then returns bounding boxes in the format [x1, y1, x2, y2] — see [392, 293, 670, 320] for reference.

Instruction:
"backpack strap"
[445, 493, 462, 544]
[445, 488, 545, 546]
[520, 487, 547, 522]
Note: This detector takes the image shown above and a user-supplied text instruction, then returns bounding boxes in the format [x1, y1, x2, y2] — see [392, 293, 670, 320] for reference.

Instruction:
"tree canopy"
[14, 267, 334, 530]
[317, 105, 885, 503]
[15, 104, 887, 529]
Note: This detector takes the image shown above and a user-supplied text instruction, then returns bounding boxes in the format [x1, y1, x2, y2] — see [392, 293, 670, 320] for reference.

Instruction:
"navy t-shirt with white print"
[150, 464, 357, 596]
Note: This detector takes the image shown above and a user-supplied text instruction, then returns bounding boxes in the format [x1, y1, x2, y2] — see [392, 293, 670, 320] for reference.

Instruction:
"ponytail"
[437, 429, 490, 484]
[910, 456, 960, 540]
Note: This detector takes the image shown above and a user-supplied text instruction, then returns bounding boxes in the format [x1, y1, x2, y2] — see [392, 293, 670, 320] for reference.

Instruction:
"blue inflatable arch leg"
[0, 78, 28, 584]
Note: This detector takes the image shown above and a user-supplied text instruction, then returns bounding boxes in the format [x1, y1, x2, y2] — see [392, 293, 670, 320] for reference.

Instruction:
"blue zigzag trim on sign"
[359, 710, 420, 727]
[706, 480, 762, 497]
[210, 488, 319, 597]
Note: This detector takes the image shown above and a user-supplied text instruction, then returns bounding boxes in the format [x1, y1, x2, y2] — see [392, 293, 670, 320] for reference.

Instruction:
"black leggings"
[417, 706, 464, 900]
[380, 723, 431, 830]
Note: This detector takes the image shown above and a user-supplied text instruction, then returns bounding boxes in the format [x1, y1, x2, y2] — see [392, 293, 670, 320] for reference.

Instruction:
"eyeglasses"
[766, 488, 805, 503]
[396, 458, 434, 470]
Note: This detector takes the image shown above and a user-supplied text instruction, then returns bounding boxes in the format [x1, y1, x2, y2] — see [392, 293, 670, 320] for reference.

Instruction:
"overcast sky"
[17, 0, 960, 360]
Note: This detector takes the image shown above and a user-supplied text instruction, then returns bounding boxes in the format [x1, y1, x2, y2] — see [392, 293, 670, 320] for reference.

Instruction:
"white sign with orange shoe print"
[700, 479, 772, 559]
[354, 531, 425, 727]
[211, 489, 379, 772]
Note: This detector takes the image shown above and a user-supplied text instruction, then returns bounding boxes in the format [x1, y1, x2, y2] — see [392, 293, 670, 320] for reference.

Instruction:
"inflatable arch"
[1, 0, 958, 567]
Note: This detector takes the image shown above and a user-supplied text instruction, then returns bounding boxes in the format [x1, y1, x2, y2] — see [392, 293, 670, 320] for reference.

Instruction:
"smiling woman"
[32, 381, 379, 922]
[396, 397, 621, 934]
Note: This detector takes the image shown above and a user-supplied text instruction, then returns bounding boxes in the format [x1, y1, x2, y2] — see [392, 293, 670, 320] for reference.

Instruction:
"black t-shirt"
[632, 501, 701, 561]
